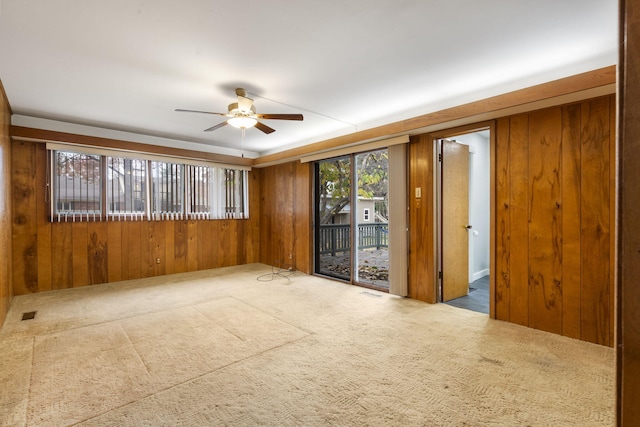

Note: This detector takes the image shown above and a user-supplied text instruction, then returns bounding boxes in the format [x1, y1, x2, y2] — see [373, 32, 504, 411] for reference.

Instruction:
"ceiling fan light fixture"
[228, 116, 258, 129]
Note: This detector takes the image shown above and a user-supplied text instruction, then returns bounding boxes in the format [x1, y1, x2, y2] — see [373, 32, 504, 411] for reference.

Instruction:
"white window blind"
[48, 145, 249, 222]
[107, 157, 147, 221]
[186, 164, 211, 220]
[151, 161, 184, 220]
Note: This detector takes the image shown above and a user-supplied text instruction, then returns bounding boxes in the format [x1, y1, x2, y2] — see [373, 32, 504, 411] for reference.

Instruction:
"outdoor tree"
[317, 150, 389, 224]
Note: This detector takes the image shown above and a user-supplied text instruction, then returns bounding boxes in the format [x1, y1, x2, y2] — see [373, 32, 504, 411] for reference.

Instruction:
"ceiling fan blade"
[256, 113, 304, 121]
[175, 108, 227, 116]
[204, 121, 228, 132]
[255, 121, 276, 134]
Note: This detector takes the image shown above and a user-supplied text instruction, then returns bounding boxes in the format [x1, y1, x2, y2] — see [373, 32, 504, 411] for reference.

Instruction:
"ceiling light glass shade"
[228, 117, 257, 129]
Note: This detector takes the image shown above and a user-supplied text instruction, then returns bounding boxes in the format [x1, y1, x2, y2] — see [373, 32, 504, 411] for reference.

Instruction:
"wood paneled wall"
[11, 140, 260, 295]
[408, 134, 436, 303]
[495, 95, 616, 346]
[258, 161, 312, 274]
[618, 0, 640, 423]
[0, 81, 12, 327]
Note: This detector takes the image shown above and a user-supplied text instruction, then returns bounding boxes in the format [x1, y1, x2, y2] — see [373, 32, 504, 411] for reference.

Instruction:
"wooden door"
[441, 140, 470, 302]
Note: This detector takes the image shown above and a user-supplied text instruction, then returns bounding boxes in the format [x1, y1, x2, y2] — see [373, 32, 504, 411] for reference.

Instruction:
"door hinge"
[438, 271, 443, 279]
[438, 153, 442, 162]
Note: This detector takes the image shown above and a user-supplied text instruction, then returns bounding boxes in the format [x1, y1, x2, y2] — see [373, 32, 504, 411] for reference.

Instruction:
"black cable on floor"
[257, 263, 296, 283]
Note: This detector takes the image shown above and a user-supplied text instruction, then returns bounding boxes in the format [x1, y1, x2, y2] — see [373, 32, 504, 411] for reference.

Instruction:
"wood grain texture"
[107, 221, 122, 282]
[528, 108, 563, 334]
[258, 161, 312, 273]
[51, 222, 73, 289]
[9, 141, 260, 294]
[495, 96, 615, 346]
[560, 103, 582, 339]
[619, 1, 640, 422]
[495, 118, 511, 320]
[164, 220, 175, 275]
[408, 134, 435, 303]
[508, 114, 530, 327]
[187, 220, 198, 271]
[0, 79, 12, 326]
[442, 140, 470, 302]
[11, 141, 38, 295]
[35, 145, 52, 292]
[87, 222, 108, 285]
[174, 220, 188, 273]
[72, 222, 89, 287]
[608, 95, 616, 349]
[580, 97, 611, 346]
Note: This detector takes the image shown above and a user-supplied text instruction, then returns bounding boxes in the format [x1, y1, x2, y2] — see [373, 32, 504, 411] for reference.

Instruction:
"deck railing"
[318, 223, 388, 256]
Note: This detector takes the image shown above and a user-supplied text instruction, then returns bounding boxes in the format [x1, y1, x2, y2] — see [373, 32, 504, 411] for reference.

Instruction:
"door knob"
[465, 225, 472, 229]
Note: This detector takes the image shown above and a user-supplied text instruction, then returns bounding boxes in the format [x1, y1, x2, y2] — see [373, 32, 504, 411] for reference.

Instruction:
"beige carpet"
[0, 264, 614, 426]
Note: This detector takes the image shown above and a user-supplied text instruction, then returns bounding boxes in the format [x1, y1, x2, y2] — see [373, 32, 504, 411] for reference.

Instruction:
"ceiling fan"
[176, 88, 303, 134]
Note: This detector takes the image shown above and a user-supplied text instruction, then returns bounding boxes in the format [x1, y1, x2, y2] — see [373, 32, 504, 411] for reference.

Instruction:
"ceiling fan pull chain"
[241, 127, 245, 158]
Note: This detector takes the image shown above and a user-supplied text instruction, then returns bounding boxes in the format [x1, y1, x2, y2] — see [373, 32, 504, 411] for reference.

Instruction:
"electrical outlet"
[289, 253, 293, 259]
[156, 257, 161, 264]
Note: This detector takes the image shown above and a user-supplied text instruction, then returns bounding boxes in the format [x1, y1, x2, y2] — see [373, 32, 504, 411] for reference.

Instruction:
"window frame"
[48, 145, 250, 222]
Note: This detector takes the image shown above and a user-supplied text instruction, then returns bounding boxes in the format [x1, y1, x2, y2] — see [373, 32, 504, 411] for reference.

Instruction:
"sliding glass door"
[315, 156, 352, 280]
[314, 149, 390, 291]
[354, 150, 389, 289]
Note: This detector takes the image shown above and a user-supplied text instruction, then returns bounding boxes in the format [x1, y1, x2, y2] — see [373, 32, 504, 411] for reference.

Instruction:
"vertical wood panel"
[107, 221, 122, 282]
[174, 220, 188, 273]
[187, 220, 198, 271]
[72, 222, 89, 287]
[0, 81, 11, 326]
[35, 145, 52, 292]
[561, 103, 582, 339]
[580, 97, 611, 346]
[408, 134, 435, 303]
[123, 221, 142, 280]
[619, 1, 640, 421]
[198, 220, 214, 270]
[293, 162, 312, 273]
[151, 221, 166, 276]
[528, 108, 563, 335]
[495, 118, 511, 320]
[229, 220, 239, 266]
[87, 222, 108, 285]
[140, 222, 153, 278]
[219, 220, 231, 267]
[508, 114, 530, 326]
[11, 141, 38, 294]
[609, 95, 616, 349]
[51, 222, 73, 289]
[258, 162, 312, 272]
[210, 220, 221, 268]
[164, 220, 175, 275]
[495, 96, 614, 346]
[8, 140, 260, 303]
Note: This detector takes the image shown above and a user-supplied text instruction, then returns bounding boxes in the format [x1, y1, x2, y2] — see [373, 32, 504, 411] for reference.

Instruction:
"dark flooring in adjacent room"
[444, 275, 489, 314]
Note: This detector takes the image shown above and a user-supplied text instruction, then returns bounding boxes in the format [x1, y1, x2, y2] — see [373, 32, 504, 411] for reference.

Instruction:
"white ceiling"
[0, 1, 617, 159]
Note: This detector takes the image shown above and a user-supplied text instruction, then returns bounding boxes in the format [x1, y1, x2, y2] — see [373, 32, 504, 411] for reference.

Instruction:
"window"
[49, 147, 249, 222]
[107, 157, 147, 220]
[52, 151, 101, 221]
[187, 164, 210, 220]
[363, 208, 370, 222]
[151, 161, 184, 220]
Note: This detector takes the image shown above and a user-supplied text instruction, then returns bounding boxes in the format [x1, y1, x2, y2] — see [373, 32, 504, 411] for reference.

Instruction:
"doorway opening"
[436, 128, 491, 314]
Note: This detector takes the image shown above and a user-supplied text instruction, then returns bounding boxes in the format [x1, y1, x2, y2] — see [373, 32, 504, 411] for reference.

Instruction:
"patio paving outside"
[318, 248, 389, 289]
